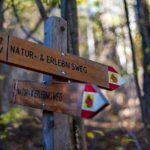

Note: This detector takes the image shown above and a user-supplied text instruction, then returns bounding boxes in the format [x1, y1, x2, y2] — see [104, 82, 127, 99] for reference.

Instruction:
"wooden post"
[43, 17, 73, 150]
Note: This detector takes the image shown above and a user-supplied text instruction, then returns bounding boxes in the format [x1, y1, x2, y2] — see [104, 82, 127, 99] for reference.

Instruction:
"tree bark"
[0, 0, 4, 31]
[61, 1, 87, 150]
[0, 0, 4, 114]
[135, 0, 150, 146]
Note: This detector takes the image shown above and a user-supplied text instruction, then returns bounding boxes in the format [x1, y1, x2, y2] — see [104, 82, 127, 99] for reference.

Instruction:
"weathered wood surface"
[43, 17, 73, 150]
[0, 32, 125, 90]
[11, 80, 109, 118]
[12, 80, 83, 116]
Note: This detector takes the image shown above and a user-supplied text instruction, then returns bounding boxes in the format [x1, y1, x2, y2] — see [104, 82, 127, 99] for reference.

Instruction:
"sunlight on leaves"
[121, 137, 135, 144]
[77, 0, 86, 5]
[0, 108, 30, 139]
[86, 132, 95, 139]
[0, 107, 29, 125]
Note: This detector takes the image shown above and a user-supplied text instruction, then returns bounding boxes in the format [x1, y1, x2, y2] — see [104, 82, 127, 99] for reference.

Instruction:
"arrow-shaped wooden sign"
[0, 32, 125, 90]
[11, 80, 109, 118]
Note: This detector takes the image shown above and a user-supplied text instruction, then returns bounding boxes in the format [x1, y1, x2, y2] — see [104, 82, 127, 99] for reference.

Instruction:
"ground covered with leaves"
[0, 108, 148, 150]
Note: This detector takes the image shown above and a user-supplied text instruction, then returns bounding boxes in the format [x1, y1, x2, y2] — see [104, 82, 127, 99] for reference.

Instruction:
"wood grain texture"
[0, 32, 8, 61]
[12, 80, 84, 116]
[0, 32, 109, 89]
[43, 17, 74, 150]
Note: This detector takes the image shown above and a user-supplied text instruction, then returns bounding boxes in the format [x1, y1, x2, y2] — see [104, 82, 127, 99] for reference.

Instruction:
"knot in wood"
[60, 26, 65, 32]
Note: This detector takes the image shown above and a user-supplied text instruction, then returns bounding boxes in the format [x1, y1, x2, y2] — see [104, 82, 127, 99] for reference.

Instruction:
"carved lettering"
[10, 45, 34, 59]
[46, 56, 87, 73]
[17, 88, 62, 101]
[9, 45, 88, 74]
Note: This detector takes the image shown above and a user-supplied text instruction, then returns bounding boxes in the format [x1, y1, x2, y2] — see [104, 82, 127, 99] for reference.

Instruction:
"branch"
[0, 0, 4, 30]
[123, 0, 142, 101]
[11, 0, 43, 44]
[26, 6, 52, 39]
[35, 0, 48, 20]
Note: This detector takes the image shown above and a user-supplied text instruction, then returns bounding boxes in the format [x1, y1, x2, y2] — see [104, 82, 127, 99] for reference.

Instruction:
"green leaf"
[86, 132, 95, 139]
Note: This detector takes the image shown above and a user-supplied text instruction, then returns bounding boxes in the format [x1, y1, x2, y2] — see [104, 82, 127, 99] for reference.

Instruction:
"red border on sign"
[81, 103, 109, 118]
[108, 66, 117, 73]
[84, 84, 96, 92]
[109, 83, 120, 90]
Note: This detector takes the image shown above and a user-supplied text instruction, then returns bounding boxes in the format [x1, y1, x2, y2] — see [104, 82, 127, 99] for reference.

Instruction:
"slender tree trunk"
[135, 0, 150, 146]
[0, 0, 4, 31]
[61, 1, 87, 150]
[0, 0, 4, 114]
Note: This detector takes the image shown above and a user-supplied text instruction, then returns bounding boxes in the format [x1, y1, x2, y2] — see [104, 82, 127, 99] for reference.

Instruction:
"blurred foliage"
[0, 0, 149, 149]
[0, 107, 30, 139]
[0, 107, 29, 125]
[42, 0, 60, 6]
[85, 128, 139, 150]
[86, 132, 95, 139]
[77, 0, 86, 5]
[0, 75, 5, 80]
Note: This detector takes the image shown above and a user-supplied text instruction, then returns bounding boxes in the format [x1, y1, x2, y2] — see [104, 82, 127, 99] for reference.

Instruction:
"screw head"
[62, 71, 66, 75]
[42, 103, 46, 108]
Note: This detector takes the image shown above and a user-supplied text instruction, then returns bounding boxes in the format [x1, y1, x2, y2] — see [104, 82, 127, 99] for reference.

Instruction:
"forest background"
[0, 0, 150, 149]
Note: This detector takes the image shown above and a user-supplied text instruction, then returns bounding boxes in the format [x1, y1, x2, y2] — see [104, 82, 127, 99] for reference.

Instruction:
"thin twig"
[35, 0, 48, 20]
[11, 0, 43, 44]
[26, 6, 52, 39]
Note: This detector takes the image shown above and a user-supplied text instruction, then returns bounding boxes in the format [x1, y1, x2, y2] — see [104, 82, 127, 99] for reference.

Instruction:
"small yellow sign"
[83, 94, 94, 108]
[109, 72, 118, 84]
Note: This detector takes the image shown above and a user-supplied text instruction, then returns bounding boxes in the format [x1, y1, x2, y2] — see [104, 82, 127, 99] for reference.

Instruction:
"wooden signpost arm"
[43, 17, 73, 150]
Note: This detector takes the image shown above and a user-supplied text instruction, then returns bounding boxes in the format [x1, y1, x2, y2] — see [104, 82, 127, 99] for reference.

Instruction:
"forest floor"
[0, 116, 148, 150]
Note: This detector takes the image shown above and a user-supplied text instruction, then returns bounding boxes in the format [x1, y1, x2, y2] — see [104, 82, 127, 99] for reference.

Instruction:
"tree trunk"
[135, 0, 150, 145]
[0, 0, 4, 114]
[61, 1, 87, 150]
[0, 0, 4, 31]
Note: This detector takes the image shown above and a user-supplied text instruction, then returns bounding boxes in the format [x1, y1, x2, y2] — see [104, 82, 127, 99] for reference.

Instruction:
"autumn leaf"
[86, 132, 95, 139]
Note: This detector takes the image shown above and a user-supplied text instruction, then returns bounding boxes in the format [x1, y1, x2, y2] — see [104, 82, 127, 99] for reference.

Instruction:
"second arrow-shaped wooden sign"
[11, 80, 109, 118]
[0, 32, 125, 90]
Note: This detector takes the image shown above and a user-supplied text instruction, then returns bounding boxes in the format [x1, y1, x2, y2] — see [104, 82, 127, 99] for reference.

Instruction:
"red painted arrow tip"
[84, 84, 96, 92]
[108, 66, 118, 73]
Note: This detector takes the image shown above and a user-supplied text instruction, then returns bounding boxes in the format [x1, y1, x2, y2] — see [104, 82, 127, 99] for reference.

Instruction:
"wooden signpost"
[0, 16, 126, 150]
[12, 80, 109, 118]
[0, 32, 125, 90]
